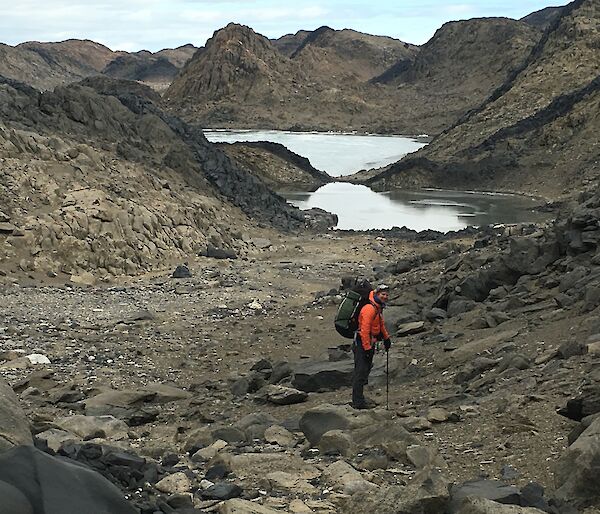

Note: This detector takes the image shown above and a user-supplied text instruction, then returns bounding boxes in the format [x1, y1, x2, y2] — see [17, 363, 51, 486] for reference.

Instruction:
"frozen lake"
[204, 129, 547, 231]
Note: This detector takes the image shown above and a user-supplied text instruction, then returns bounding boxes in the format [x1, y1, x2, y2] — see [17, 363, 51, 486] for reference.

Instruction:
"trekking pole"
[386, 349, 389, 410]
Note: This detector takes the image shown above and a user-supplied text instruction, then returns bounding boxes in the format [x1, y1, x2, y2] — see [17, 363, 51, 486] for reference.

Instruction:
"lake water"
[285, 184, 548, 231]
[204, 129, 548, 232]
[204, 129, 427, 176]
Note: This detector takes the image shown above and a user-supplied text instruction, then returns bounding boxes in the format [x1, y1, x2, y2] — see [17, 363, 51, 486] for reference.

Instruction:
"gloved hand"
[384, 338, 391, 352]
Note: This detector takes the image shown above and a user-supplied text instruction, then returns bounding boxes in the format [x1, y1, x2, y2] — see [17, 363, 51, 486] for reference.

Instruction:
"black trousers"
[352, 337, 374, 405]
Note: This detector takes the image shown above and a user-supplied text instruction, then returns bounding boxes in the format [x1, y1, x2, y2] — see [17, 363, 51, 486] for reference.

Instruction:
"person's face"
[378, 290, 389, 302]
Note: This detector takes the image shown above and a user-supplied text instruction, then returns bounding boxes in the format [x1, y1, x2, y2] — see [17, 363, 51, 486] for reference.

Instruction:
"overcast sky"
[0, 0, 570, 52]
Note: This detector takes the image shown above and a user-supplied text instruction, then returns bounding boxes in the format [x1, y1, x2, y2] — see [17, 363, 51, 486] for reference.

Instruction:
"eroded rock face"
[554, 417, 600, 507]
[0, 78, 313, 277]
[0, 380, 32, 451]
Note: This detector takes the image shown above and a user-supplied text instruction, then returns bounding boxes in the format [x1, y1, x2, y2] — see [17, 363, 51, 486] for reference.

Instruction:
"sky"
[0, 0, 570, 52]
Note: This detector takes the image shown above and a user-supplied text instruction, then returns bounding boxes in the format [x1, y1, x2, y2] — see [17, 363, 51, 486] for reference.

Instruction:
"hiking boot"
[363, 397, 378, 408]
[351, 400, 374, 410]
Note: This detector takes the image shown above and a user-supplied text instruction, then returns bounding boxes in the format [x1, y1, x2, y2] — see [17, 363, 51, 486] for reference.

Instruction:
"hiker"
[352, 284, 391, 409]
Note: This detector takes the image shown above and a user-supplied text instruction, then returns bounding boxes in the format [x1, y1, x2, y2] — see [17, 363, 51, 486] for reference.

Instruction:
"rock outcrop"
[367, 0, 600, 196]
[217, 140, 332, 189]
[0, 76, 312, 277]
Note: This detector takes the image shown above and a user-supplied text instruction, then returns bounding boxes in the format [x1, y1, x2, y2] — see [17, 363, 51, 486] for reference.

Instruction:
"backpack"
[334, 279, 373, 338]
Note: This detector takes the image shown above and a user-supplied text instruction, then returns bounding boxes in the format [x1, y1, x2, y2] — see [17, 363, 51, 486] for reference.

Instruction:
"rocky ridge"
[521, 6, 567, 31]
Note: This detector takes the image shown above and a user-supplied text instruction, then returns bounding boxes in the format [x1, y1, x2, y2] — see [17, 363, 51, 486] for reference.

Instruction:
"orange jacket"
[358, 291, 390, 350]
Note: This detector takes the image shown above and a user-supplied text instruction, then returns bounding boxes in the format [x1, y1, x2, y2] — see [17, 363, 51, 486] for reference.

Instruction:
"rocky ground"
[2, 186, 600, 513]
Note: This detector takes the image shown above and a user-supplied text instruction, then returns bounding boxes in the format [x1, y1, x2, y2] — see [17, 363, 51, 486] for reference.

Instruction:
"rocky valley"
[1, 1, 600, 513]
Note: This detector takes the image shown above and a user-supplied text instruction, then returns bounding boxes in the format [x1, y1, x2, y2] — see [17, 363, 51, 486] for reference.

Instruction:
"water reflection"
[204, 129, 427, 176]
[284, 183, 548, 232]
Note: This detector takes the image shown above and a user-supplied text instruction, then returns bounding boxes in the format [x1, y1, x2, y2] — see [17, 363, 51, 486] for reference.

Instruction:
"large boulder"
[0, 380, 33, 451]
[554, 417, 600, 507]
[0, 445, 137, 513]
[322, 460, 377, 495]
[299, 404, 372, 445]
[292, 360, 353, 392]
[503, 237, 560, 276]
[557, 385, 600, 421]
[292, 356, 399, 392]
[54, 415, 128, 440]
[257, 385, 308, 405]
[449, 480, 521, 512]
[299, 404, 430, 465]
[455, 497, 546, 513]
[341, 466, 450, 513]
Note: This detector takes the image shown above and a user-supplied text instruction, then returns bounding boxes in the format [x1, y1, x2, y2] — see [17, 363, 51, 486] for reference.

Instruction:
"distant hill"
[0, 39, 119, 90]
[0, 40, 196, 92]
[166, 21, 536, 135]
[291, 26, 417, 84]
[103, 45, 197, 91]
[366, 0, 600, 197]
[378, 18, 538, 94]
[166, 23, 301, 107]
[217, 141, 332, 189]
[369, 17, 540, 134]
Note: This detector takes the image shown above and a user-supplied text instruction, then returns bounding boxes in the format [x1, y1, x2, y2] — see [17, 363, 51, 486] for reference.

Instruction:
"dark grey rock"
[233, 412, 277, 441]
[500, 465, 519, 480]
[583, 281, 600, 312]
[250, 359, 272, 372]
[0, 445, 137, 514]
[497, 354, 530, 373]
[388, 258, 419, 274]
[205, 464, 229, 481]
[231, 373, 266, 397]
[172, 265, 191, 278]
[568, 413, 600, 445]
[559, 387, 600, 422]
[231, 377, 251, 397]
[201, 482, 242, 500]
[384, 306, 420, 330]
[559, 266, 590, 293]
[299, 404, 352, 445]
[269, 361, 293, 384]
[447, 299, 477, 317]
[205, 244, 237, 260]
[449, 480, 521, 512]
[426, 308, 447, 321]
[557, 340, 587, 359]
[292, 360, 353, 392]
[211, 427, 246, 444]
